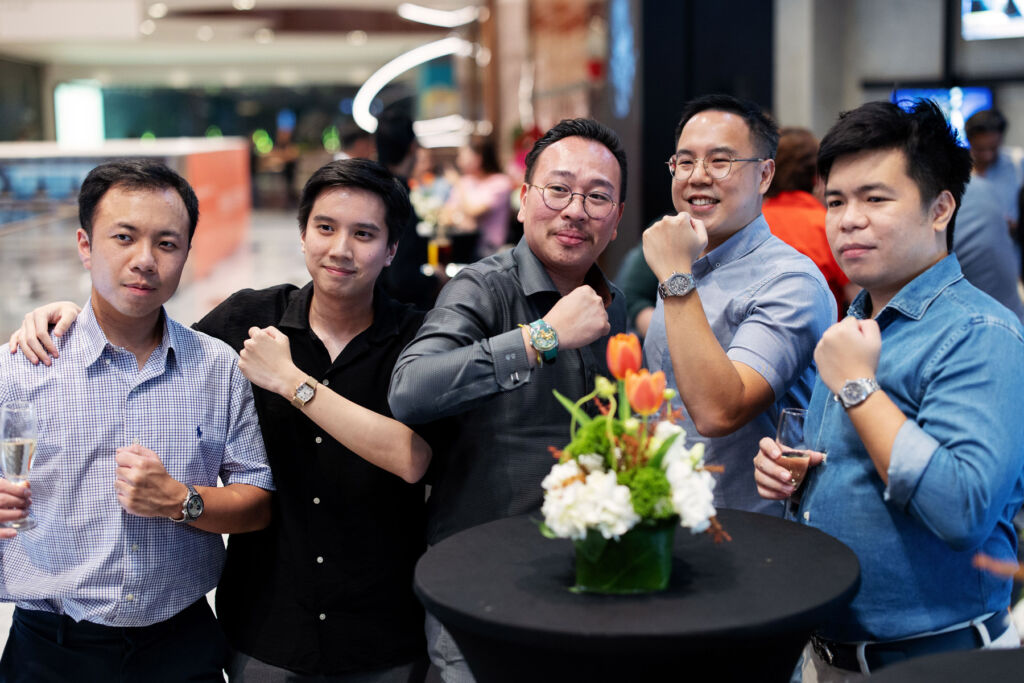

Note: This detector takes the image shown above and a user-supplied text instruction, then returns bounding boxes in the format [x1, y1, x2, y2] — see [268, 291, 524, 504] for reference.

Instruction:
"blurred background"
[1, 0, 1024, 336]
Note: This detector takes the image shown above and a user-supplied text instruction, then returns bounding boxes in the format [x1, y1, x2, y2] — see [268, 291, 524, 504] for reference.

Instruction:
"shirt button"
[105, 358, 112, 365]
[313, 497, 320, 504]
[131, 543, 139, 551]
[322, 378, 329, 386]
[315, 436, 322, 444]
[316, 556, 324, 564]
[803, 511, 811, 522]
[125, 594, 135, 602]
[319, 613, 326, 621]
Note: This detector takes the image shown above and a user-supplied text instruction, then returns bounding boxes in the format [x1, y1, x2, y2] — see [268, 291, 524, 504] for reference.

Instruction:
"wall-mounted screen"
[891, 86, 994, 144]
[962, 0, 1024, 40]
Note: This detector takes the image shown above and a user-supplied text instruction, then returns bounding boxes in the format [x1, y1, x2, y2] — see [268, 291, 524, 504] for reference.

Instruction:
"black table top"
[414, 508, 860, 650]
[868, 646, 1024, 682]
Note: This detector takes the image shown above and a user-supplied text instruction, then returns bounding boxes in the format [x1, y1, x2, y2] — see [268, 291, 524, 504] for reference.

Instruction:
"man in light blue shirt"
[965, 108, 1024, 232]
[755, 99, 1024, 679]
[643, 94, 834, 516]
[0, 159, 273, 682]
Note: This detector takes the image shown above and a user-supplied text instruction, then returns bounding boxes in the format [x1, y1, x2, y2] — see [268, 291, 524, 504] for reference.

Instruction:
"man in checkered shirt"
[0, 159, 273, 682]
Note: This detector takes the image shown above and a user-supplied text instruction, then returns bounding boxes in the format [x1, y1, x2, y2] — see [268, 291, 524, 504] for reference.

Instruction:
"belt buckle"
[811, 634, 834, 665]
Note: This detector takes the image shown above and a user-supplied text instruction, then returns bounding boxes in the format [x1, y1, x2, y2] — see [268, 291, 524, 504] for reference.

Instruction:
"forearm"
[844, 390, 905, 485]
[190, 483, 271, 534]
[663, 295, 768, 436]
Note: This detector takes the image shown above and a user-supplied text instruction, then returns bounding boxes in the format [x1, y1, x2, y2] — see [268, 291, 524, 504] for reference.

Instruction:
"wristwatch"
[836, 377, 881, 409]
[171, 484, 204, 524]
[527, 319, 559, 364]
[657, 272, 696, 299]
[291, 375, 318, 409]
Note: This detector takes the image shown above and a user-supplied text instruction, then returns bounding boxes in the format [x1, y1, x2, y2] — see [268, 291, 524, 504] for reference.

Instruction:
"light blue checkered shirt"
[0, 300, 273, 627]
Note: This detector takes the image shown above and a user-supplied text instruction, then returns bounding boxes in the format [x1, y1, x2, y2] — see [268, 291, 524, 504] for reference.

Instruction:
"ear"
[758, 159, 775, 196]
[930, 189, 956, 234]
[300, 229, 306, 253]
[517, 183, 529, 223]
[384, 240, 398, 267]
[76, 228, 92, 270]
[609, 201, 625, 242]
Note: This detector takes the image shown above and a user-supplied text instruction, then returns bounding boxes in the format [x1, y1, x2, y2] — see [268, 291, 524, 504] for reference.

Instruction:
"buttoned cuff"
[727, 347, 785, 398]
[884, 419, 940, 506]
[492, 328, 533, 389]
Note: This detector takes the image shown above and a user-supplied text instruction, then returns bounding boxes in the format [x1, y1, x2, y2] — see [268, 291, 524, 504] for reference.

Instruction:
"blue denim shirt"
[799, 254, 1024, 642]
[645, 215, 835, 516]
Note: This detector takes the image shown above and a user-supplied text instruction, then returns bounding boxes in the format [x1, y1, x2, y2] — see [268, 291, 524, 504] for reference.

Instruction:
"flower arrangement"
[540, 333, 728, 593]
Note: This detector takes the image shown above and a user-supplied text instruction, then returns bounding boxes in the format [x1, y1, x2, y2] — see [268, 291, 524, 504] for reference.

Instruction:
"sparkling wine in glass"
[1, 401, 38, 531]
[776, 407, 810, 488]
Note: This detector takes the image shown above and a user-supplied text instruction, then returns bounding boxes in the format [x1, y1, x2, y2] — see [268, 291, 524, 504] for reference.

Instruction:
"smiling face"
[671, 110, 774, 250]
[824, 147, 952, 312]
[302, 186, 396, 304]
[518, 135, 624, 291]
[78, 184, 190, 334]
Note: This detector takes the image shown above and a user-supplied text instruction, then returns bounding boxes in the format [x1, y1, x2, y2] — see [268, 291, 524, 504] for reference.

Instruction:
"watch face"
[662, 273, 695, 297]
[186, 494, 204, 519]
[531, 323, 558, 352]
[841, 381, 868, 406]
[296, 383, 315, 403]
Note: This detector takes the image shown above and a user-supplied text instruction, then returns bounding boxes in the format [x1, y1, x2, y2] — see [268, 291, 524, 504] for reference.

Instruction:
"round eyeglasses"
[666, 155, 767, 181]
[527, 183, 617, 219]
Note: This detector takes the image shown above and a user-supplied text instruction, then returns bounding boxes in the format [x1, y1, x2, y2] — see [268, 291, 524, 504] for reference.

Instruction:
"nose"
[688, 158, 713, 185]
[130, 242, 157, 272]
[836, 200, 868, 231]
[560, 192, 589, 221]
[328, 232, 354, 259]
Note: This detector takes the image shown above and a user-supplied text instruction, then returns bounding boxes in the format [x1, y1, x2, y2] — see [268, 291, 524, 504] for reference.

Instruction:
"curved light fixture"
[397, 3, 479, 28]
[352, 36, 475, 134]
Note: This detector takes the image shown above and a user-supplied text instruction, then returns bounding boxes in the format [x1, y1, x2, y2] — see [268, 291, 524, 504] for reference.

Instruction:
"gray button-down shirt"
[389, 238, 626, 544]
[644, 215, 835, 516]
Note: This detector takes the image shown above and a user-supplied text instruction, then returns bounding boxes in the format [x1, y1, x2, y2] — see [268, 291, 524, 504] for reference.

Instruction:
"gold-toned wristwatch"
[290, 375, 318, 409]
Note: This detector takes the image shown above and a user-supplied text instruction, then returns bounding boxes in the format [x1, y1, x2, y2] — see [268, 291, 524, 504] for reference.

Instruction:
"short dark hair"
[818, 99, 972, 251]
[523, 118, 628, 202]
[342, 129, 373, 150]
[674, 94, 779, 159]
[297, 158, 411, 248]
[965, 108, 1007, 140]
[375, 109, 417, 169]
[78, 158, 200, 243]
[767, 127, 818, 197]
[467, 135, 503, 176]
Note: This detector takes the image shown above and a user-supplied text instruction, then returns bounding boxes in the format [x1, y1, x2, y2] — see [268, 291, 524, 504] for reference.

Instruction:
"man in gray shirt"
[643, 94, 834, 517]
[389, 119, 628, 681]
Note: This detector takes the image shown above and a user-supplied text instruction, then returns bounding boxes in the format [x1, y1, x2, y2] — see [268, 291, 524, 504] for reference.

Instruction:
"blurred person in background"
[762, 127, 860, 316]
[336, 129, 376, 161]
[965, 109, 1024, 233]
[441, 136, 513, 261]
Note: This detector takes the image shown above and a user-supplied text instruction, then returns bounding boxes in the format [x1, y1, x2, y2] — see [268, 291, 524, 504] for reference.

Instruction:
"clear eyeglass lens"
[540, 185, 613, 218]
[670, 157, 733, 180]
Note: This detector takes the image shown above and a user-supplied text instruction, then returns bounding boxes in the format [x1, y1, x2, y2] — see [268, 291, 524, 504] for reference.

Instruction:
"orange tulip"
[606, 333, 642, 380]
[625, 369, 667, 416]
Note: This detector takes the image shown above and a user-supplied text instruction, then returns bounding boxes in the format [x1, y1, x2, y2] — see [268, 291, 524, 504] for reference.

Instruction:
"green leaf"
[575, 528, 609, 562]
[553, 389, 592, 425]
[537, 520, 558, 539]
[617, 379, 630, 422]
[648, 432, 681, 470]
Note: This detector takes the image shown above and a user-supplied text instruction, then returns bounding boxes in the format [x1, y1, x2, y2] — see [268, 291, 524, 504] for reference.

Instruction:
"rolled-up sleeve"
[886, 319, 1024, 551]
[389, 270, 534, 424]
[727, 271, 835, 397]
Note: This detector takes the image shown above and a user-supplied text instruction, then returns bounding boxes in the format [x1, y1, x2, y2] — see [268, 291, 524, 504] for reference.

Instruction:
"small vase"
[573, 517, 677, 594]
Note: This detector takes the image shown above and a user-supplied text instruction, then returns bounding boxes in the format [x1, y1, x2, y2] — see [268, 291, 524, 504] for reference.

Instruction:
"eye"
[675, 160, 695, 171]
[826, 199, 844, 209]
[159, 240, 179, 250]
[586, 192, 613, 205]
[545, 184, 571, 197]
[317, 223, 334, 233]
[709, 158, 732, 169]
[115, 233, 132, 243]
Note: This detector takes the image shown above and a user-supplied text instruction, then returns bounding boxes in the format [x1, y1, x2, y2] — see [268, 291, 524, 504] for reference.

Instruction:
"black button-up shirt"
[194, 283, 428, 675]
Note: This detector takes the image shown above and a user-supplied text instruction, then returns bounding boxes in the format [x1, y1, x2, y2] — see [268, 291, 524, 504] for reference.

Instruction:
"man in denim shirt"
[643, 94, 835, 517]
[755, 99, 1024, 680]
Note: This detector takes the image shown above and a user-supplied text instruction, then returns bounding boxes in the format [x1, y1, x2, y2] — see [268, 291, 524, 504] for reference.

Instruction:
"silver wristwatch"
[657, 272, 696, 299]
[171, 484, 204, 523]
[836, 377, 880, 409]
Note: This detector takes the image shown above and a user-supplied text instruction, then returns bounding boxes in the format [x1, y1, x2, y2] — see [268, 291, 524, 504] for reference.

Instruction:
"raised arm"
[239, 325, 431, 483]
[8, 301, 81, 366]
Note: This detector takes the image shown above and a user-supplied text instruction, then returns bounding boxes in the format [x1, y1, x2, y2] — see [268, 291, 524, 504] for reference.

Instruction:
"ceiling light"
[397, 3, 479, 28]
[347, 30, 368, 46]
[254, 28, 274, 44]
[196, 25, 214, 41]
[352, 36, 474, 133]
[139, 19, 156, 35]
[148, 2, 168, 19]
[233, 0, 256, 9]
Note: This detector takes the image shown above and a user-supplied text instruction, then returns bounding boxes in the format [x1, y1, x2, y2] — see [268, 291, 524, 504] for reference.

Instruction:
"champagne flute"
[1, 401, 38, 531]
[776, 407, 811, 488]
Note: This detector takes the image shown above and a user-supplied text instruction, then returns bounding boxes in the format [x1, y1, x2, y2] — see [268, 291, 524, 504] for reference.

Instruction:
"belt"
[14, 597, 212, 645]
[810, 611, 1010, 673]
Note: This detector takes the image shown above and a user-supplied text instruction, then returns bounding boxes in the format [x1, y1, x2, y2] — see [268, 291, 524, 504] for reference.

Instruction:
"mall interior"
[2, 0, 1024, 678]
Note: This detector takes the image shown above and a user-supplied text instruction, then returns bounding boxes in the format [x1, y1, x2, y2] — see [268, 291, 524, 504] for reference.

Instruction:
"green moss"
[618, 467, 673, 519]
[564, 415, 623, 467]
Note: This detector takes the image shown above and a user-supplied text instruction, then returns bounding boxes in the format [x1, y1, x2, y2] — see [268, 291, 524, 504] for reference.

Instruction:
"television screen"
[890, 86, 994, 144]
[962, 0, 1024, 40]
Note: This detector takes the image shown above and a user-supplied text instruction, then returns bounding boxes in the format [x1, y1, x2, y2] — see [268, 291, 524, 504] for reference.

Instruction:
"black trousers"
[0, 598, 226, 682]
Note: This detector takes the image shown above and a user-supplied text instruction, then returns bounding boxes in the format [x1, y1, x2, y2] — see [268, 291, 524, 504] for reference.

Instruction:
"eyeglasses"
[666, 155, 767, 180]
[527, 183, 617, 219]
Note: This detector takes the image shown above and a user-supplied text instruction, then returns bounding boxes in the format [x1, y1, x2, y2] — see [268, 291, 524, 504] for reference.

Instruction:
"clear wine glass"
[776, 407, 810, 488]
[1, 401, 38, 531]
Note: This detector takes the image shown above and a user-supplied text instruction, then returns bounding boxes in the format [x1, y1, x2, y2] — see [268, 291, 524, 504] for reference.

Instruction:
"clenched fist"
[543, 285, 611, 351]
[642, 212, 708, 281]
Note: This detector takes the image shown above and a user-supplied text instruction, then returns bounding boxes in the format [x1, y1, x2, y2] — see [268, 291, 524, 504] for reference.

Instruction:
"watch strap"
[526, 319, 559, 364]
[838, 377, 881, 409]
[171, 483, 201, 523]
[657, 272, 696, 299]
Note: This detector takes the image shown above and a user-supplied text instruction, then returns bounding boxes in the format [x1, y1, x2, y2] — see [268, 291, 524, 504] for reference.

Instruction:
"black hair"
[78, 158, 200, 243]
[297, 158, 411, 248]
[818, 99, 972, 251]
[523, 118, 628, 202]
[965, 109, 1007, 139]
[375, 109, 417, 170]
[674, 94, 779, 159]
[467, 135, 503, 176]
[768, 127, 819, 197]
[342, 129, 373, 149]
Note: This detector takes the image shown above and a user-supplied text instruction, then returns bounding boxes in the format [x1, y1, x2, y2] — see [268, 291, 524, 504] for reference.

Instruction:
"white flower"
[542, 465, 640, 540]
[577, 453, 606, 474]
[664, 443, 717, 533]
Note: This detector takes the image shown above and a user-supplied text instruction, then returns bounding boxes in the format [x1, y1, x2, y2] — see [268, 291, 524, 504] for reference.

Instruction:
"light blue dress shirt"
[644, 215, 835, 516]
[0, 301, 273, 627]
[799, 254, 1024, 642]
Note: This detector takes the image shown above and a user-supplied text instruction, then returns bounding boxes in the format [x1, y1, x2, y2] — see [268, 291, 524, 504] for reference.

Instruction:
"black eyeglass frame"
[526, 183, 618, 219]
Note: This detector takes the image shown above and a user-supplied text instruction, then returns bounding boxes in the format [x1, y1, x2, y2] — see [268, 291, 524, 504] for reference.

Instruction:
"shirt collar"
[694, 214, 772, 277]
[277, 280, 410, 343]
[514, 237, 616, 306]
[849, 253, 963, 321]
[77, 299, 176, 367]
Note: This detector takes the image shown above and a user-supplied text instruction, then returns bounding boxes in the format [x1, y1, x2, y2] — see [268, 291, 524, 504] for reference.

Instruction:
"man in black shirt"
[10, 159, 433, 682]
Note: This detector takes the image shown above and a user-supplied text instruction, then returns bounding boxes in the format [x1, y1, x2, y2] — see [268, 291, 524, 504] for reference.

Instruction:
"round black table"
[868, 646, 1024, 681]
[414, 509, 860, 682]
